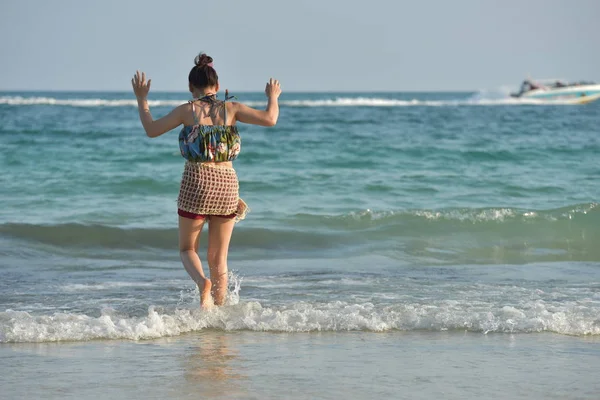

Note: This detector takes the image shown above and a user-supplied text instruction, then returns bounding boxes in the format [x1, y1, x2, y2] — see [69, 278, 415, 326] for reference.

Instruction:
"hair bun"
[195, 53, 214, 68]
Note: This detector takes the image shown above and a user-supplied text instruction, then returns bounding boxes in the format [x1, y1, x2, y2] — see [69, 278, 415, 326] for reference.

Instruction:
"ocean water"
[0, 91, 599, 399]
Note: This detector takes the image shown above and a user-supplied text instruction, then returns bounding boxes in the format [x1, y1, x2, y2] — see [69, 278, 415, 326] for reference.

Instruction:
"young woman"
[131, 53, 281, 307]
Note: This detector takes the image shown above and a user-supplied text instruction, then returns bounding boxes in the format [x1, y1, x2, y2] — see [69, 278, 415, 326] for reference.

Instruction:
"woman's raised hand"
[131, 71, 152, 99]
[265, 78, 281, 99]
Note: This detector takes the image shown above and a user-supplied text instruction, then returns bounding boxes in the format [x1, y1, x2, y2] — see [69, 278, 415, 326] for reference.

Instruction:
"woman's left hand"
[131, 70, 151, 99]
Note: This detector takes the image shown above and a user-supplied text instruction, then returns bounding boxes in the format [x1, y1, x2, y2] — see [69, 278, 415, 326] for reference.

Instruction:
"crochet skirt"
[177, 162, 248, 222]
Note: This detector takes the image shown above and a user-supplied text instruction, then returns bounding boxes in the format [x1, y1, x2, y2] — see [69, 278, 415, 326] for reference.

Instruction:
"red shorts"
[177, 209, 236, 220]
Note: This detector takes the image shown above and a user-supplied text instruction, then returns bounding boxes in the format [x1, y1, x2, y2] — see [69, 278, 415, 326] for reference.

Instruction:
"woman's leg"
[178, 215, 212, 307]
[207, 216, 236, 306]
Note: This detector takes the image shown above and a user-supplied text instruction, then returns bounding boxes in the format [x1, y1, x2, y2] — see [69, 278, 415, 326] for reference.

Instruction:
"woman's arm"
[136, 99, 185, 138]
[132, 71, 184, 138]
[232, 78, 281, 127]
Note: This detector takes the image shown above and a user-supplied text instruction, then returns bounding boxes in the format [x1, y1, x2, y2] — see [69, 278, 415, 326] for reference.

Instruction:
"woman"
[131, 53, 281, 307]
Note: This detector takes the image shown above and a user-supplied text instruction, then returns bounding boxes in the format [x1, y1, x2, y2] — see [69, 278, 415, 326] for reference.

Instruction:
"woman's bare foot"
[199, 278, 213, 309]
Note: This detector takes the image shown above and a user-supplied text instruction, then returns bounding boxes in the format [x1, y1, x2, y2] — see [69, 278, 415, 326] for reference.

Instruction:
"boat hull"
[518, 84, 600, 104]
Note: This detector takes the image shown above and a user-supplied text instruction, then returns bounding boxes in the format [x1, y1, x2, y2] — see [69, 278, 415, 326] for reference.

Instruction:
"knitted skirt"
[177, 162, 248, 222]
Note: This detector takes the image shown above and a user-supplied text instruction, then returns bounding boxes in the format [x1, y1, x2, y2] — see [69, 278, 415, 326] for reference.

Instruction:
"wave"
[277, 96, 567, 107]
[1, 204, 598, 254]
[314, 202, 599, 226]
[0, 96, 184, 107]
[0, 95, 578, 108]
[1, 298, 598, 342]
[0, 222, 348, 251]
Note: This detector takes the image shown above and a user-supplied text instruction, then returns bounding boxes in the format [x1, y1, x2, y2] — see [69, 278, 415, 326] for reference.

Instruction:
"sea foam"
[0, 95, 576, 108]
[2, 298, 598, 343]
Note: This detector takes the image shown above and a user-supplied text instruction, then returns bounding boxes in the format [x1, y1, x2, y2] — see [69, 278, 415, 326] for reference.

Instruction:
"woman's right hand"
[265, 78, 281, 99]
[132, 70, 151, 99]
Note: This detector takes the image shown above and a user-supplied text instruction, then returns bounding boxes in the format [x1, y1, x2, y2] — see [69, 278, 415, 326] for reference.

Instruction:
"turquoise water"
[0, 90, 599, 338]
[0, 91, 599, 398]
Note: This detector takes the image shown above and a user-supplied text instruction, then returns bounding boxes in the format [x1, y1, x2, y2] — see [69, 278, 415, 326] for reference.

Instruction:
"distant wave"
[0, 95, 577, 108]
[1, 297, 598, 342]
[0, 96, 183, 107]
[277, 96, 565, 107]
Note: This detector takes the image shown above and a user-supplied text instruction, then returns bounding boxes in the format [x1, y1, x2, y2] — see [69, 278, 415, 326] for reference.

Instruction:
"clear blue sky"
[1, 0, 598, 92]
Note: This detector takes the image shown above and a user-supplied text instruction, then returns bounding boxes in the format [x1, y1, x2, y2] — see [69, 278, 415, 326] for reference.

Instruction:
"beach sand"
[2, 331, 599, 400]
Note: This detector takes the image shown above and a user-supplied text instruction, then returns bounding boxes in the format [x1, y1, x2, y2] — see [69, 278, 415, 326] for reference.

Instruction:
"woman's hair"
[188, 53, 219, 90]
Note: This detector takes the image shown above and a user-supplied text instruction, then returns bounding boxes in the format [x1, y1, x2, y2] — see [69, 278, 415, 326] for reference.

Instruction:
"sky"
[1, 0, 599, 92]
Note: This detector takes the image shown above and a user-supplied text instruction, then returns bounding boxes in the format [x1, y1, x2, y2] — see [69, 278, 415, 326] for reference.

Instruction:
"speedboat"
[510, 79, 600, 104]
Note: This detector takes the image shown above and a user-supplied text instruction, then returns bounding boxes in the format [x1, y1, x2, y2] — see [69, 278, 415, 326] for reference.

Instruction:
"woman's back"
[179, 98, 241, 163]
[182, 97, 232, 127]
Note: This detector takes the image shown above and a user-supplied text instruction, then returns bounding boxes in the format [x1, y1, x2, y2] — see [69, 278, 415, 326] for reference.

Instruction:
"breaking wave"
[2, 298, 598, 342]
[0, 95, 578, 108]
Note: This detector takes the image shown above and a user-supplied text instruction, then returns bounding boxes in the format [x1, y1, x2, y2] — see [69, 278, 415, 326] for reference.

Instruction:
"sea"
[0, 90, 599, 399]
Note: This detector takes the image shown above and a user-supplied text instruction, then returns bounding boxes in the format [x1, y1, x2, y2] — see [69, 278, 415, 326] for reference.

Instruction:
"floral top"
[179, 124, 241, 162]
[178, 97, 241, 162]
